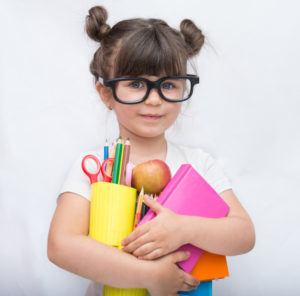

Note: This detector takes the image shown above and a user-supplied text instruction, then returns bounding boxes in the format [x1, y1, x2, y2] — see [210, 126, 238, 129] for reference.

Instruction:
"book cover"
[190, 251, 229, 281]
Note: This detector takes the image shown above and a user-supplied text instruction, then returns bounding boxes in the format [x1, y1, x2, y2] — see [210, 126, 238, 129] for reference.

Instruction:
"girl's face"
[99, 75, 181, 139]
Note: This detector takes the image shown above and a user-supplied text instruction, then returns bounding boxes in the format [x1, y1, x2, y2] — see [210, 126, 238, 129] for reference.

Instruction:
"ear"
[95, 81, 113, 110]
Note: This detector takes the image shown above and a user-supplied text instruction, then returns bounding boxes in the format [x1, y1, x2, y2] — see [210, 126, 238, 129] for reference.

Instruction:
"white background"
[1, 0, 299, 295]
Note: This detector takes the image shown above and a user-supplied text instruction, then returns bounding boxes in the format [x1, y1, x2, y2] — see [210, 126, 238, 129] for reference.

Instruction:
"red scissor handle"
[81, 155, 114, 184]
[81, 154, 101, 184]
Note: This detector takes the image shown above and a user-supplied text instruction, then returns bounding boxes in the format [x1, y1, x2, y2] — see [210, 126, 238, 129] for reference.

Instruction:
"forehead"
[138, 74, 166, 80]
[113, 28, 187, 78]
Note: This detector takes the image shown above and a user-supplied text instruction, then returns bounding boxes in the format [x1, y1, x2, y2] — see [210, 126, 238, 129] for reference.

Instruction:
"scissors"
[81, 154, 115, 184]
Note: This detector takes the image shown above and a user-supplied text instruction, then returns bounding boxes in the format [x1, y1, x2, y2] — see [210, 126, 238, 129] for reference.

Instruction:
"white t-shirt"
[59, 141, 232, 296]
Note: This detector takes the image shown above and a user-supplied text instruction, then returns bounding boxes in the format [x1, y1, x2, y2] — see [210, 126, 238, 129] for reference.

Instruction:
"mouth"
[140, 114, 163, 120]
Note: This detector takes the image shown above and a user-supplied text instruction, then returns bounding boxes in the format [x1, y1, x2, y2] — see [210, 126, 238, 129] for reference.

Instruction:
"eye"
[129, 81, 144, 89]
[161, 82, 174, 90]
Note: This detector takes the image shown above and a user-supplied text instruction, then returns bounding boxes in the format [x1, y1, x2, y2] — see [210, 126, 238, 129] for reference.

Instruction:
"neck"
[118, 132, 167, 165]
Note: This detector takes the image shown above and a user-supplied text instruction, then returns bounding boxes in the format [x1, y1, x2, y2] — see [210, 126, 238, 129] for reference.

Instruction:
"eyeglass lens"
[115, 78, 192, 103]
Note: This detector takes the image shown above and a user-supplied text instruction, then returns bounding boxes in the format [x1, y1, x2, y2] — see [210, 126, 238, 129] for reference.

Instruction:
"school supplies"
[117, 139, 125, 184]
[104, 139, 109, 160]
[111, 137, 123, 184]
[81, 154, 114, 183]
[134, 187, 144, 229]
[179, 280, 212, 296]
[89, 182, 137, 247]
[125, 162, 134, 187]
[86, 159, 148, 296]
[105, 142, 116, 177]
[138, 164, 230, 274]
[140, 194, 157, 220]
[190, 250, 229, 281]
[119, 138, 131, 185]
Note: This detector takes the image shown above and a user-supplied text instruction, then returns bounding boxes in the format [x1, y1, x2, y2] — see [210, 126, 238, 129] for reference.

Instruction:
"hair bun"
[180, 19, 205, 57]
[85, 6, 111, 42]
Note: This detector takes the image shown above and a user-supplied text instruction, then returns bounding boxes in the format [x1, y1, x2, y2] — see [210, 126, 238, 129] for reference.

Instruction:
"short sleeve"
[169, 142, 232, 195]
[203, 153, 232, 195]
[59, 151, 103, 201]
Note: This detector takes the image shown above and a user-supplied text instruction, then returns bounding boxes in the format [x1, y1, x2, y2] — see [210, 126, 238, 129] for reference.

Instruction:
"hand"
[146, 251, 200, 296]
[122, 195, 186, 260]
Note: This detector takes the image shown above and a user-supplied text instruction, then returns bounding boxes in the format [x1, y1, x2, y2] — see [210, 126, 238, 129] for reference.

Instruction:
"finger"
[123, 232, 153, 254]
[138, 247, 164, 260]
[132, 241, 158, 257]
[183, 274, 201, 287]
[179, 282, 199, 292]
[143, 195, 164, 214]
[171, 251, 191, 264]
[121, 224, 149, 246]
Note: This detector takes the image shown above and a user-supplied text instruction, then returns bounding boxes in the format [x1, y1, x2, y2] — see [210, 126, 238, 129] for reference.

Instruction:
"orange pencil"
[134, 186, 144, 229]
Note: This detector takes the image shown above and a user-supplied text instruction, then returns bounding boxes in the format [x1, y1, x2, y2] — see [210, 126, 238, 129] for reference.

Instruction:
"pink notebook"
[138, 164, 230, 273]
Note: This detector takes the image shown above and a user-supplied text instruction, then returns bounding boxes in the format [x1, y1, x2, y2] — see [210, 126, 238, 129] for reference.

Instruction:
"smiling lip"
[140, 114, 163, 120]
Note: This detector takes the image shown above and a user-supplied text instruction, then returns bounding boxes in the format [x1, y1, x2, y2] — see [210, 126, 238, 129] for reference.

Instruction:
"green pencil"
[112, 137, 123, 184]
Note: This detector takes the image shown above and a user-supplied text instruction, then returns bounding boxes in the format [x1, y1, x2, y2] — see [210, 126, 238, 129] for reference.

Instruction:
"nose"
[144, 88, 162, 106]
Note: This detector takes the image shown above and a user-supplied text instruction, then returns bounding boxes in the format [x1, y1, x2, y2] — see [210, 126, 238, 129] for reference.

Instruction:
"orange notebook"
[190, 251, 229, 281]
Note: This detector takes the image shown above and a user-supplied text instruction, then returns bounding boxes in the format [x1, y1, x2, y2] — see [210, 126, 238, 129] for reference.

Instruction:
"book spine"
[158, 164, 191, 204]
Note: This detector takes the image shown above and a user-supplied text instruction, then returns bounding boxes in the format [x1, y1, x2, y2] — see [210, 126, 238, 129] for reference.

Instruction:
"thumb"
[143, 194, 163, 214]
[171, 250, 191, 264]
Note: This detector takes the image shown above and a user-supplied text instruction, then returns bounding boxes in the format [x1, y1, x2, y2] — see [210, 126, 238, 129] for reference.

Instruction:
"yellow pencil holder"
[89, 182, 148, 296]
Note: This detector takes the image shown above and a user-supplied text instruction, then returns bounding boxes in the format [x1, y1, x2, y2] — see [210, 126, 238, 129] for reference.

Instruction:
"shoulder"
[167, 141, 213, 174]
[58, 149, 103, 201]
[167, 141, 232, 194]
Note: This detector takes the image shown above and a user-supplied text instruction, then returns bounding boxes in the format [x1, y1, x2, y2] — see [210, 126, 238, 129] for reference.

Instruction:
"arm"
[47, 192, 200, 293]
[122, 189, 255, 259]
[181, 189, 255, 256]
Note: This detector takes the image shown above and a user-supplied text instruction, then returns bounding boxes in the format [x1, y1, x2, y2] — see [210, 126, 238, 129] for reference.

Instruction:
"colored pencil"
[104, 139, 109, 171]
[119, 138, 131, 185]
[112, 137, 123, 184]
[104, 139, 109, 160]
[118, 140, 125, 184]
[105, 142, 116, 177]
[134, 186, 144, 229]
[141, 202, 146, 219]
[125, 162, 134, 187]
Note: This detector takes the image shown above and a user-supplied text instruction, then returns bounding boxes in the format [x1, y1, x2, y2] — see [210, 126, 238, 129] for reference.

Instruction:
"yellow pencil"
[118, 139, 125, 184]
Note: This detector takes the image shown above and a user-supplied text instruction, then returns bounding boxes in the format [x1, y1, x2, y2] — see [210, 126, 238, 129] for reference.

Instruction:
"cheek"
[166, 104, 181, 123]
[114, 105, 138, 124]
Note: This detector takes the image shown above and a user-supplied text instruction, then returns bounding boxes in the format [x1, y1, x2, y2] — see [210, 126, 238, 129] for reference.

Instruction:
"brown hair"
[85, 6, 205, 83]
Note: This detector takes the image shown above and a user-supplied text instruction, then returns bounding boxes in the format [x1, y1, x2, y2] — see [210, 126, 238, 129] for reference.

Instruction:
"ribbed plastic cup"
[89, 182, 137, 247]
[89, 182, 148, 296]
[103, 285, 148, 296]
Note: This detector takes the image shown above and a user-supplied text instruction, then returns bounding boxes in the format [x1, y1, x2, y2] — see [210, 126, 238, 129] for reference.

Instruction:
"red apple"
[132, 159, 171, 194]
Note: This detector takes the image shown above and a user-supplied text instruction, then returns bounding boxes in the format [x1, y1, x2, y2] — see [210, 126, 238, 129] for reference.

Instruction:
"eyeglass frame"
[98, 75, 200, 104]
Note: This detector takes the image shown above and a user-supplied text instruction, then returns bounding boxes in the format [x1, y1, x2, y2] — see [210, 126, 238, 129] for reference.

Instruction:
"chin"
[135, 127, 165, 138]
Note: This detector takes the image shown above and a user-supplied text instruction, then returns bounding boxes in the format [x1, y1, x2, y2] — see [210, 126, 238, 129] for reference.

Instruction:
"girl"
[47, 5, 255, 296]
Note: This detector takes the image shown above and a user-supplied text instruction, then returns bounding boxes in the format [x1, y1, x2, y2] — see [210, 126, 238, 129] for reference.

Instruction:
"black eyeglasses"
[98, 75, 199, 104]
